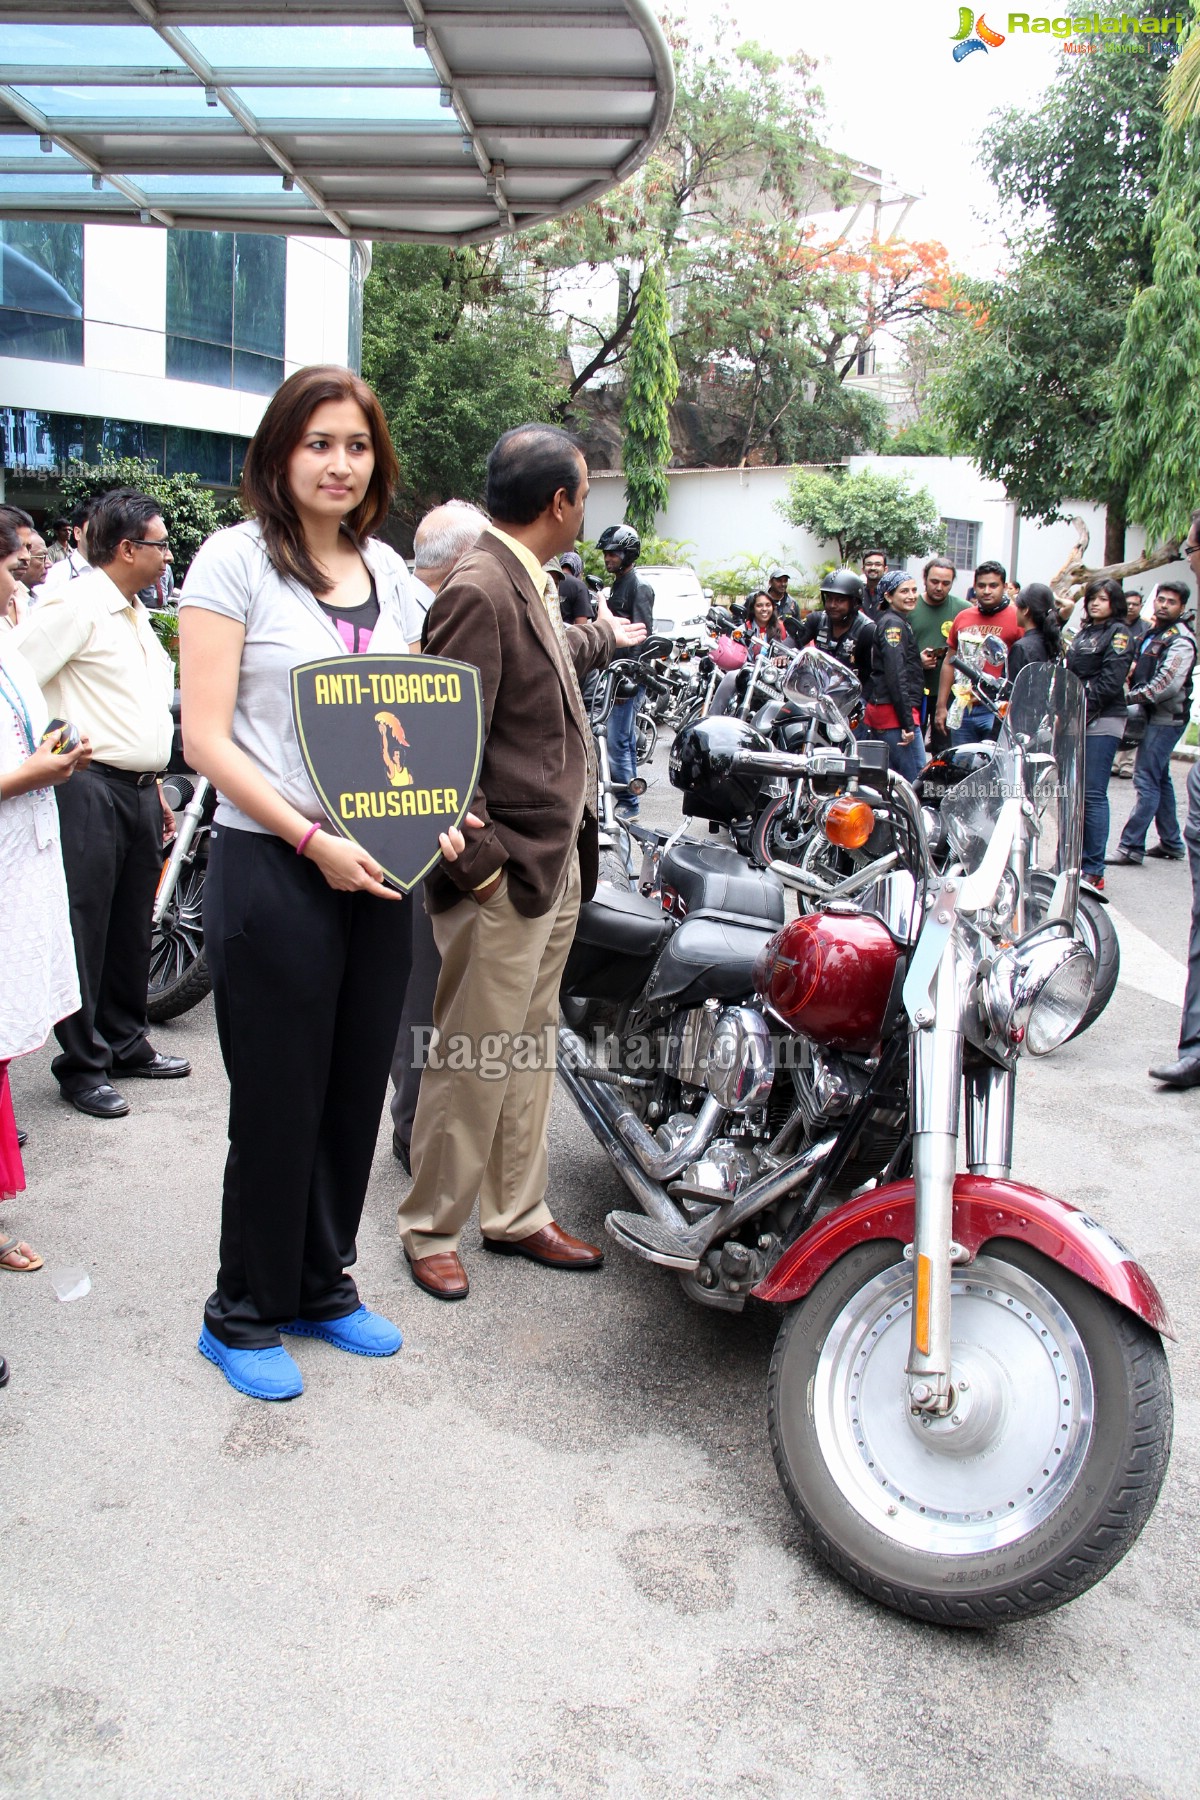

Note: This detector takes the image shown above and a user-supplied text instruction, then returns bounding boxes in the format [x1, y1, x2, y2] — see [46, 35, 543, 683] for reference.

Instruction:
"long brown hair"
[240, 365, 399, 596]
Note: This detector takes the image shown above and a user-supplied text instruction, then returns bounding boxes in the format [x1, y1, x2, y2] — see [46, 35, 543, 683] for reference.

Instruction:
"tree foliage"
[519, 11, 951, 464]
[620, 262, 678, 534]
[1110, 133, 1200, 546]
[776, 468, 944, 565]
[362, 243, 568, 541]
[935, 4, 1182, 558]
[58, 456, 230, 577]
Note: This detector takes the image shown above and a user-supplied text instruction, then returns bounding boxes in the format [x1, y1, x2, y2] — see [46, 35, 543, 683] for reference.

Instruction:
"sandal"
[0, 1236, 43, 1273]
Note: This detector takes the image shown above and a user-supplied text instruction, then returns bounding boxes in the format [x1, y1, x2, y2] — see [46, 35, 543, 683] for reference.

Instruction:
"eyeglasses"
[128, 537, 172, 553]
[1182, 541, 1200, 556]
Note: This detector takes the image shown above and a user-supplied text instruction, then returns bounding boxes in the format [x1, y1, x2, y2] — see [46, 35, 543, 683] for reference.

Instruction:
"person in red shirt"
[934, 560, 1024, 746]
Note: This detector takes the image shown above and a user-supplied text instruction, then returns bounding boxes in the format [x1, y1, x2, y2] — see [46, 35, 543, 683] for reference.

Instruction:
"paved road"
[2, 760, 1197, 1799]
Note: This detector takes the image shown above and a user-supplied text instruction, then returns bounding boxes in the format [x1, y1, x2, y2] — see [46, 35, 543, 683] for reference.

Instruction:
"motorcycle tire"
[749, 794, 812, 870]
[597, 820, 634, 892]
[767, 1238, 1171, 1627]
[147, 858, 211, 1022]
[636, 712, 658, 765]
[1027, 872, 1118, 1038]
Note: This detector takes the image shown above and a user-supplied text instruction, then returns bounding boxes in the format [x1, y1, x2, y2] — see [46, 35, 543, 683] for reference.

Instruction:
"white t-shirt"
[178, 521, 424, 833]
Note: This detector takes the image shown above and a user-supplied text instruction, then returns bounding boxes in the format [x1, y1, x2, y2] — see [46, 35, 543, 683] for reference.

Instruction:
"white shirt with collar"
[13, 565, 174, 772]
[35, 546, 90, 603]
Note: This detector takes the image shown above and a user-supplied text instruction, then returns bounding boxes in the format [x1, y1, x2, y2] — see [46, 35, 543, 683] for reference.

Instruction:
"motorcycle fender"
[751, 1173, 1174, 1338]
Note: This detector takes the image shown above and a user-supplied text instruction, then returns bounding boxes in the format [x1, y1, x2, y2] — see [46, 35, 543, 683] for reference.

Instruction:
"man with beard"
[909, 556, 966, 752]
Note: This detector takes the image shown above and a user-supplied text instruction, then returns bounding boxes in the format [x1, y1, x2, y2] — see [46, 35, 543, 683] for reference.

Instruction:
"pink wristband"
[295, 822, 322, 857]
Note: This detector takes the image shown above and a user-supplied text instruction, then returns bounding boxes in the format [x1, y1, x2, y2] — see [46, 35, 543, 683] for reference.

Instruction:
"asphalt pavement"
[1, 756, 1197, 1799]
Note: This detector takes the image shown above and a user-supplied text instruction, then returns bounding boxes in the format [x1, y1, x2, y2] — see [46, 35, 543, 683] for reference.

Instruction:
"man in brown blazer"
[398, 425, 646, 1299]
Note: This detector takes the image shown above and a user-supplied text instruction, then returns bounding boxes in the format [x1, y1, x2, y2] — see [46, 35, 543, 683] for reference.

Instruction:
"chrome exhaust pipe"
[557, 1038, 693, 1237]
[558, 1029, 724, 1179]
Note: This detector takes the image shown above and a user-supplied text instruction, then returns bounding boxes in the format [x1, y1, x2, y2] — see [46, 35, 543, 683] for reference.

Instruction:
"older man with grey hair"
[390, 498, 490, 1168]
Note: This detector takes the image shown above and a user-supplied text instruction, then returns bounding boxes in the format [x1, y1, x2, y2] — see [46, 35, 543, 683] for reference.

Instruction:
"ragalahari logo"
[951, 9, 1007, 58]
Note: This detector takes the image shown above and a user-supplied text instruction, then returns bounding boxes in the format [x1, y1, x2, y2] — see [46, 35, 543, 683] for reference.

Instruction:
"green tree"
[620, 262, 678, 535]
[776, 467, 944, 566]
[362, 243, 568, 541]
[1110, 134, 1200, 547]
[58, 456, 229, 578]
[936, 3, 1182, 562]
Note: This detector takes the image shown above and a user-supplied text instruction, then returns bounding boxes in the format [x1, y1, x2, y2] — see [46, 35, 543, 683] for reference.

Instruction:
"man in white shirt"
[15, 488, 189, 1117]
[34, 498, 93, 603]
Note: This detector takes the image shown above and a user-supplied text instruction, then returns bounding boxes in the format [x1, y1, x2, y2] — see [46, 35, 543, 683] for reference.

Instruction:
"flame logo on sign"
[951, 9, 1005, 59]
[376, 710, 414, 787]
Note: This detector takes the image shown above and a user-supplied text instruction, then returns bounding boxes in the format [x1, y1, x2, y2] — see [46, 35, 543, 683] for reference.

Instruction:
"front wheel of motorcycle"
[767, 1240, 1172, 1626]
[147, 858, 211, 1022]
[749, 793, 811, 870]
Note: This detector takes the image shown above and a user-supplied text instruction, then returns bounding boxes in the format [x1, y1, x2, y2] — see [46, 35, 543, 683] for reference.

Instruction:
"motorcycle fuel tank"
[755, 911, 899, 1053]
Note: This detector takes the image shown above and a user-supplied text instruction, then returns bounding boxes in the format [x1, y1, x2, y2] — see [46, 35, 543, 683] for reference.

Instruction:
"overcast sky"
[681, 1, 1068, 271]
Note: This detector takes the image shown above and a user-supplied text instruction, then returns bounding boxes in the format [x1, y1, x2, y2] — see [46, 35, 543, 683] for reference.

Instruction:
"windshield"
[783, 646, 861, 718]
[941, 663, 1085, 923]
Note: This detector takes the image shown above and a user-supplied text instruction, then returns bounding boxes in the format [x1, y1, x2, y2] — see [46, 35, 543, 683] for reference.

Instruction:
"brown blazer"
[423, 529, 616, 918]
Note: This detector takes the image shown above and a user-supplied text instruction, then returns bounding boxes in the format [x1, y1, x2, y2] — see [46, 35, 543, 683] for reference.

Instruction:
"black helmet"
[597, 523, 641, 568]
[819, 567, 865, 607]
[669, 716, 771, 824]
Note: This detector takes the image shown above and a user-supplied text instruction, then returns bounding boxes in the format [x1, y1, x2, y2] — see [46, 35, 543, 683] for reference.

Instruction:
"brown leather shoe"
[482, 1221, 603, 1269]
[404, 1249, 469, 1300]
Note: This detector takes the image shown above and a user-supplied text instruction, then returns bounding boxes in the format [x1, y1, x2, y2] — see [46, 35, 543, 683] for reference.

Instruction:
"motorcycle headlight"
[705, 1006, 774, 1111]
[981, 936, 1095, 1056]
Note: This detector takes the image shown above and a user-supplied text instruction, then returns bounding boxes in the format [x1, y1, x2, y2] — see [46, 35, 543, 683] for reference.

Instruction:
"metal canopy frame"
[0, 0, 674, 243]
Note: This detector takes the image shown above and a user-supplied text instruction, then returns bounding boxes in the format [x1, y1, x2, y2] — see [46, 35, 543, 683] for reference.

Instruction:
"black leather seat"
[660, 840, 785, 926]
[644, 916, 775, 1009]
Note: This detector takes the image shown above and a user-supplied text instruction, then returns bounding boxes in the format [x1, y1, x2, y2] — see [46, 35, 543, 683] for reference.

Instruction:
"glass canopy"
[0, 3, 674, 243]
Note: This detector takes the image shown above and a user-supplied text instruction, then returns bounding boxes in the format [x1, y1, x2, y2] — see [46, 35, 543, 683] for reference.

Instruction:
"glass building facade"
[0, 221, 84, 365]
[1, 407, 247, 489]
[166, 229, 286, 393]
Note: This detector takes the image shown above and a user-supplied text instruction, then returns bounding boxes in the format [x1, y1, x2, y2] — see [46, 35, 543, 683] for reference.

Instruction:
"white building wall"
[586, 457, 1193, 597]
[284, 236, 352, 373]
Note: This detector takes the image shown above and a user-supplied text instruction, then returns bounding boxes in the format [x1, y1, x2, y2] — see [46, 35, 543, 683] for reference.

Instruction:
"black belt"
[90, 762, 161, 789]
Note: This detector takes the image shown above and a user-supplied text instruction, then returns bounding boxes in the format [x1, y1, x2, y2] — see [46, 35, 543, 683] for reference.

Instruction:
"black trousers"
[204, 827, 412, 1348]
[53, 767, 162, 1093]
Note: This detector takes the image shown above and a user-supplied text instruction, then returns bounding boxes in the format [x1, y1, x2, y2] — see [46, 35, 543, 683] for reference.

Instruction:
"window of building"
[0, 221, 84, 365]
[166, 229, 285, 393]
[855, 344, 876, 378]
[347, 241, 366, 376]
[1, 406, 246, 494]
[941, 518, 981, 570]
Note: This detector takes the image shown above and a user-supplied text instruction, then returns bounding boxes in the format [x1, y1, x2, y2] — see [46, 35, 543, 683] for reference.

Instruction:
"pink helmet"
[712, 634, 748, 672]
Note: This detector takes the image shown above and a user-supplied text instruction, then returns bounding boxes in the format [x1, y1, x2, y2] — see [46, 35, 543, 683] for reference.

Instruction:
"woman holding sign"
[179, 365, 471, 1402]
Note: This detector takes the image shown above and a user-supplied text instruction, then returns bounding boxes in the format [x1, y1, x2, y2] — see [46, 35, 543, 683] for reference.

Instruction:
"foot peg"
[605, 1210, 699, 1270]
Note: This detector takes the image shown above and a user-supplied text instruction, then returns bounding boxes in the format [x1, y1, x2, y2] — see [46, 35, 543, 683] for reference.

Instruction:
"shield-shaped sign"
[291, 654, 484, 892]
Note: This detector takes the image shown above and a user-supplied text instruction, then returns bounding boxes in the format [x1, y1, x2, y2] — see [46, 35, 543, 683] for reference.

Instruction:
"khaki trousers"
[398, 857, 581, 1259]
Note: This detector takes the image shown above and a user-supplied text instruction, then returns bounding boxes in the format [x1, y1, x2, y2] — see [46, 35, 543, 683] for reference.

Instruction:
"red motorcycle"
[558, 661, 1171, 1624]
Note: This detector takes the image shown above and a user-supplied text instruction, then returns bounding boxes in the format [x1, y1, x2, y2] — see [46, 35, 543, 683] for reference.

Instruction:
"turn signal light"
[823, 797, 874, 850]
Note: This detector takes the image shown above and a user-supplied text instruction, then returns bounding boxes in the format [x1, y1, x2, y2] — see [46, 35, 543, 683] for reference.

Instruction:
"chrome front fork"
[906, 971, 1017, 1414]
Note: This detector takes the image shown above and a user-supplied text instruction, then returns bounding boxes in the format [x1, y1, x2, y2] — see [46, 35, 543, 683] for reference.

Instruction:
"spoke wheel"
[147, 858, 211, 1021]
[767, 1240, 1172, 1624]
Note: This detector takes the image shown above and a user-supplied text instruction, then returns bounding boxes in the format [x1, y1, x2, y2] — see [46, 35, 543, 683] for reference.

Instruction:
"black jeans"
[53, 768, 161, 1093]
[204, 827, 412, 1348]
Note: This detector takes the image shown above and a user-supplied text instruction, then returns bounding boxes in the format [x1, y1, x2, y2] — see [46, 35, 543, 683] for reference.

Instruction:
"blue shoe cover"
[281, 1304, 402, 1358]
[197, 1325, 303, 1400]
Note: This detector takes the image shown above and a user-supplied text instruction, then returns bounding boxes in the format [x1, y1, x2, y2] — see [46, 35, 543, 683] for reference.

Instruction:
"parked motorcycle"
[147, 697, 213, 1022]
[557, 661, 1171, 1624]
